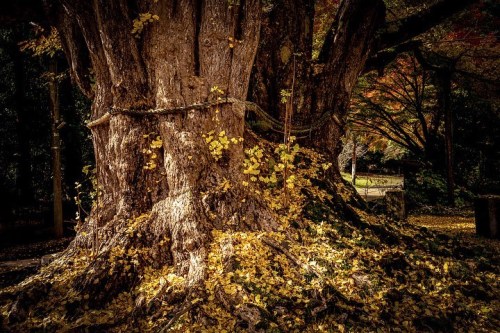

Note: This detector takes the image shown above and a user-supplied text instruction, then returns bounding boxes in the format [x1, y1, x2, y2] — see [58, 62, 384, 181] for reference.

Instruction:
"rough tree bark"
[249, 0, 385, 183]
[248, 0, 315, 126]
[43, 0, 279, 306]
[48, 59, 64, 238]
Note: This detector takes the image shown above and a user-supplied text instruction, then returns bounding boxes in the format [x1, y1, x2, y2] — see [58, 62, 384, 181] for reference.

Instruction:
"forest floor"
[2, 215, 491, 265]
[0, 221, 74, 289]
[0, 237, 72, 289]
[1, 211, 498, 331]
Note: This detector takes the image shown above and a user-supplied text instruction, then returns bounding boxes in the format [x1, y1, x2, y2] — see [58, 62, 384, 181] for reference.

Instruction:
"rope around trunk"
[86, 97, 341, 134]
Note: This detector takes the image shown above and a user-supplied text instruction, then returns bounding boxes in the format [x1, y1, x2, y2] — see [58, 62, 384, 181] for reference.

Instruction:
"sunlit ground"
[409, 215, 499, 249]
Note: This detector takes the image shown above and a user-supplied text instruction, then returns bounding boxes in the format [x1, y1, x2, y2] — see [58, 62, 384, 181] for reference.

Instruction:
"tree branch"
[364, 41, 420, 73]
[376, 0, 476, 51]
[364, 0, 476, 72]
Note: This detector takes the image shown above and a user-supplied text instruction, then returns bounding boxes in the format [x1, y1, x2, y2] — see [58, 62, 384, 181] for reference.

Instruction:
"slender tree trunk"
[49, 59, 64, 238]
[424, 106, 444, 170]
[59, 66, 87, 195]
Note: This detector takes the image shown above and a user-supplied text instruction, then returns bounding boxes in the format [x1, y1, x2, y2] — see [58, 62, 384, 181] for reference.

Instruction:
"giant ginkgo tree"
[0, 0, 478, 330]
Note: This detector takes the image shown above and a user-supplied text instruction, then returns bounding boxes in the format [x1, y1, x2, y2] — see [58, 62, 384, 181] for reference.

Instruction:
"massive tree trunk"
[52, 0, 383, 278]
[1, 0, 480, 330]
[50, 0, 384, 267]
[42, 0, 279, 305]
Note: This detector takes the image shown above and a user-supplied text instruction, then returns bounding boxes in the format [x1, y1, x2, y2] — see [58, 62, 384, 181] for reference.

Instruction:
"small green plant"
[242, 145, 265, 184]
[204, 130, 242, 161]
[275, 137, 300, 189]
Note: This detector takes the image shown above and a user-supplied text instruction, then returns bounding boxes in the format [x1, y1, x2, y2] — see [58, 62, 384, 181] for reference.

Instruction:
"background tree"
[351, 54, 440, 164]
[0, 26, 38, 221]
[21, 25, 67, 237]
[337, 133, 368, 176]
